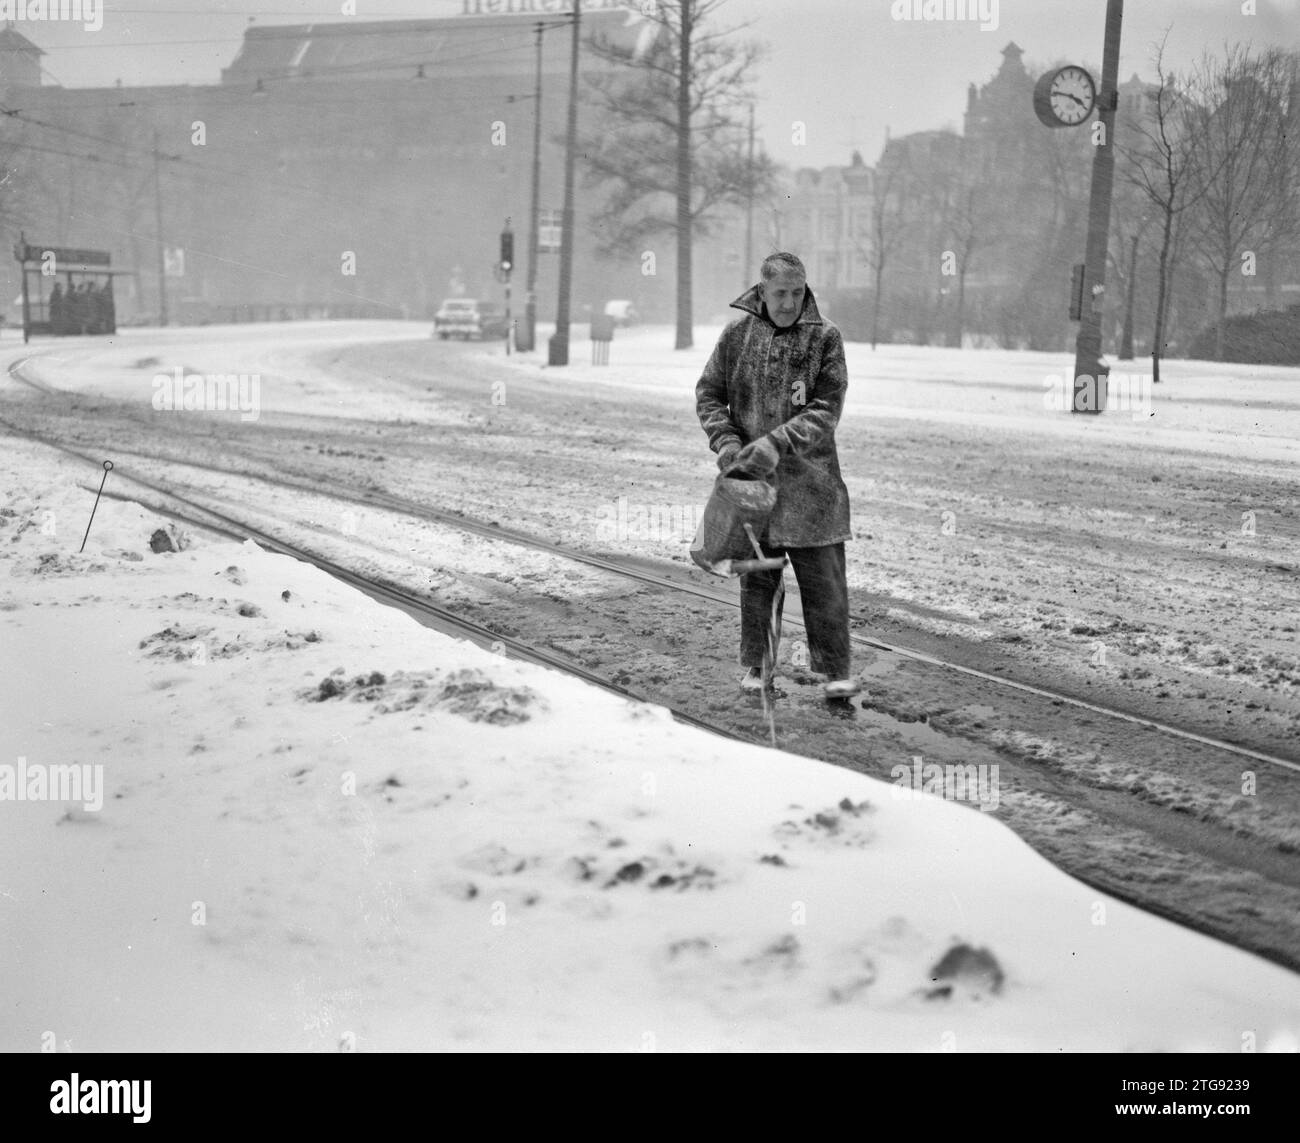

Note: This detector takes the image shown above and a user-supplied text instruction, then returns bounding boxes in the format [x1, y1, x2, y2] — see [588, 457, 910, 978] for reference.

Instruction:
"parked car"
[433, 298, 508, 340]
[603, 299, 639, 327]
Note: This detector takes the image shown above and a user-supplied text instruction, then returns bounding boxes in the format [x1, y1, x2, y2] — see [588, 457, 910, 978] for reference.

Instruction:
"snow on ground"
[19, 318, 1300, 461]
[507, 322, 1300, 465]
[14, 320, 433, 422]
[3, 429, 1298, 1052]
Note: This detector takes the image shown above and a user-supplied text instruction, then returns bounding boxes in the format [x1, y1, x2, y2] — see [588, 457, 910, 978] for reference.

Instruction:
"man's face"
[761, 272, 806, 328]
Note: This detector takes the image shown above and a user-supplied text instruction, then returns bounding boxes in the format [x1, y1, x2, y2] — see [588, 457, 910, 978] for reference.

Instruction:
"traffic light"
[500, 228, 514, 273]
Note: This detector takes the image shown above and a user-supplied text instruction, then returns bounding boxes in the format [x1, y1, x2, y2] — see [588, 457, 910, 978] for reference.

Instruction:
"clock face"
[1050, 66, 1096, 125]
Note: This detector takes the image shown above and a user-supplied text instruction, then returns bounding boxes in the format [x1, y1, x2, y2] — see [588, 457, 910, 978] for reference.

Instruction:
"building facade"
[778, 41, 1299, 353]
[0, 6, 720, 329]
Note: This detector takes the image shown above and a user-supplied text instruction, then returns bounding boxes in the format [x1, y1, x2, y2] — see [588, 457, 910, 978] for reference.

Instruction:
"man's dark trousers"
[740, 541, 850, 679]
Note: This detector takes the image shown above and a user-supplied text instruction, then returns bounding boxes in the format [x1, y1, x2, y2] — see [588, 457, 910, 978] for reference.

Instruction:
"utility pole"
[674, 0, 693, 350]
[743, 102, 754, 293]
[1119, 229, 1139, 360]
[548, 0, 580, 367]
[1071, 0, 1123, 412]
[152, 130, 168, 327]
[521, 20, 545, 354]
[500, 218, 514, 355]
[17, 232, 30, 344]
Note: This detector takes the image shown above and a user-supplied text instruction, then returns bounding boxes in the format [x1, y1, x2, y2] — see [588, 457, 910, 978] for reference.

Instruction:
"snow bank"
[2, 434, 1298, 1052]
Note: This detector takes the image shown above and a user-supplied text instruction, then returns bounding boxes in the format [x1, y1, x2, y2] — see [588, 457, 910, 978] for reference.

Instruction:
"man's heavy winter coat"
[695, 283, 852, 547]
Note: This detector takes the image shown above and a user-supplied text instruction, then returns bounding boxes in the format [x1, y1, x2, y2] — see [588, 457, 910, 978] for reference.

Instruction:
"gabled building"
[0, 23, 42, 87]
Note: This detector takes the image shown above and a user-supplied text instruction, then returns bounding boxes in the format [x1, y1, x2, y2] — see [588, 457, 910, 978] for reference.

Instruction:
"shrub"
[1187, 304, 1300, 365]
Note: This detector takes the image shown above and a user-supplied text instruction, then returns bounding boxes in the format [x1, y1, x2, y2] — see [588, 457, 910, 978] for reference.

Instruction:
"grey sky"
[19, 0, 1300, 170]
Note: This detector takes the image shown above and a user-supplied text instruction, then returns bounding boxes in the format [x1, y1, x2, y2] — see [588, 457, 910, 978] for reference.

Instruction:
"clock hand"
[1058, 92, 1087, 108]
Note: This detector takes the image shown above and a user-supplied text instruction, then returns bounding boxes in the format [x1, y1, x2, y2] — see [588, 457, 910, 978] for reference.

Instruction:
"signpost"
[1033, 0, 1124, 414]
[499, 219, 514, 355]
[538, 210, 562, 253]
[548, 0, 580, 366]
[1070, 0, 1124, 414]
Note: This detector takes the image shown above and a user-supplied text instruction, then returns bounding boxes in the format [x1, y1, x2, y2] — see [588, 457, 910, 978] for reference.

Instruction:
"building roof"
[221, 8, 649, 84]
[0, 24, 45, 57]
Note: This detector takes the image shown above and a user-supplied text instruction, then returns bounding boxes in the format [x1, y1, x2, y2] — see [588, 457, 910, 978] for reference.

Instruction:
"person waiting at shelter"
[48, 282, 65, 334]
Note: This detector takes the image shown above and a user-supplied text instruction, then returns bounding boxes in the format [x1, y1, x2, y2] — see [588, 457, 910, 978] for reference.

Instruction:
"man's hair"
[760, 252, 806, 282]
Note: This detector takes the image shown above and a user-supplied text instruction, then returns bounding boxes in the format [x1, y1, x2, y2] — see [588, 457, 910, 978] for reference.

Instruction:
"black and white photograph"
[0, 0, 1297, 1089]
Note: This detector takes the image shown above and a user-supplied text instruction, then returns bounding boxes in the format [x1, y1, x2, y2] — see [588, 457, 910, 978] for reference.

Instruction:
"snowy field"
[1, 321, 1298, 1052]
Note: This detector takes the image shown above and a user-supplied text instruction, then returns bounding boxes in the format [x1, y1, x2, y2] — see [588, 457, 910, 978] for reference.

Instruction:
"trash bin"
[590, 314, 615, 364]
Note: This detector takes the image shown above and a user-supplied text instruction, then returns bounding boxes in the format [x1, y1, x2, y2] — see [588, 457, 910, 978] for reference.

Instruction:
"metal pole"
[18, 234, 30, 344]
[548, 0, 580, 367]
[522, 20, 544, 354]
[504, 215, 513, 356]
[744, 102, 754, 294]
[674, 0, 693, 350]
[152, 130, 169, 327]
[1119, 230, 1138, 360]
[1071, 0, 1123, 413]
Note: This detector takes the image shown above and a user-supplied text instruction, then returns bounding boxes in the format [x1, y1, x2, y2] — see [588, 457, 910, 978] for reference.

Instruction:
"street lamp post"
[743, 102, 754, 295]
[1070, 0, 1124, 412]
[152, 130, 169, 327]
[520, 21, 545, 353]
[548, 0, 581, 367]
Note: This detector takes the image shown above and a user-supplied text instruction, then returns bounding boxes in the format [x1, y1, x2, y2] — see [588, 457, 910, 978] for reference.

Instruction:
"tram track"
[10, 400, 1298, 776]
[5, 347, 1300, 975]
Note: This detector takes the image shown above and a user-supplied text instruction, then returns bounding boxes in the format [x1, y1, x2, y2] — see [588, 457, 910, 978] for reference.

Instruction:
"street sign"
[1069, 262, 1086, 321]
[14, 243, 111, 267]
[539, 210, 562, 253]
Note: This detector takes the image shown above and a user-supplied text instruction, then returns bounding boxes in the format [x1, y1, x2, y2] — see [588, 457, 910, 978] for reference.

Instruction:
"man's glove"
[716, 442, 741, 472]
[731, 435, 781, 478]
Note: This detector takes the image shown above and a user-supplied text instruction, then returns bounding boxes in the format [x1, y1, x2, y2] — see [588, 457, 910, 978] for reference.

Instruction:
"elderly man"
[695, 251, 859, 700]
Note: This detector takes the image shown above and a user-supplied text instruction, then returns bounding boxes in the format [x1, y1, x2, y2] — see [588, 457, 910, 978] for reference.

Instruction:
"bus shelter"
[12, 238, 131, 342]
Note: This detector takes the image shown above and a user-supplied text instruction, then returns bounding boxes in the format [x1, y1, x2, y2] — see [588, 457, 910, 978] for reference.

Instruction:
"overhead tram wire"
[0, 67, 559, 223]
[20, 19, 578, 110]
[0, 124, 541, 237]
[0, 123, 538, 296]
[0, 134, 507, 260]
[0, 133, 514, 240]
[40, 19, 574, 52]
[0, 18, 585, 285]
[0, 22, 580, 206]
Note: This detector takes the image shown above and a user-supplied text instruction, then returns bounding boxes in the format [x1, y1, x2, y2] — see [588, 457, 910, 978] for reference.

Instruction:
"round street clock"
[1033, 65, 1097, 128]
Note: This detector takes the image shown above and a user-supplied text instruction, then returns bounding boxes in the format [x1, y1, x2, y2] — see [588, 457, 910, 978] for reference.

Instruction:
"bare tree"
[1260, 54, 1300, 309]
[581, 0, 771, 350]
[941, 138, 1007, 350]
[1116, 36, 1214, 382]
[1184, 45, 1297, 360]
[854, 142, 912, 350]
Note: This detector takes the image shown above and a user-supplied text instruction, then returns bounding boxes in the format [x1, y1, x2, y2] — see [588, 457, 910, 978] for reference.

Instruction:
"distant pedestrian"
[695, 251, 859, 700]
[71, 283, 90, 334]
[91, 282, 110, 334]
[101, 282, 116, 333]
[49, 282, 65, 334]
